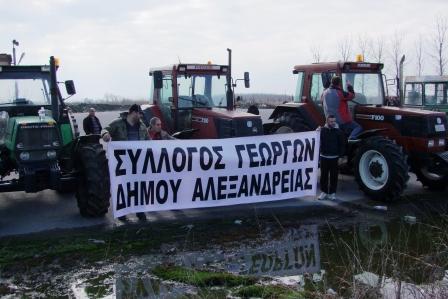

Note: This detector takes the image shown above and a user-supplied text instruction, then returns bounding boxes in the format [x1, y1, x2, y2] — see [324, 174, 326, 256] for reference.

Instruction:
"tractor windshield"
[0, 72, 51, 106]
[177, 74, 227, 108]
[342, 73, 384, 105]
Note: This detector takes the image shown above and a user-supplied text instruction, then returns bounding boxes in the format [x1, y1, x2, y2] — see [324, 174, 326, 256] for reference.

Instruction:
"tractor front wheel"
[354, 136, 408, 202]
[414, 166, 448, 191]
[75, 143, 110, 217]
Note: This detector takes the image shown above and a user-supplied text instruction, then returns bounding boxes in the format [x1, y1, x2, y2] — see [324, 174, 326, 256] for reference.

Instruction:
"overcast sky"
[0, 0, 447, 100]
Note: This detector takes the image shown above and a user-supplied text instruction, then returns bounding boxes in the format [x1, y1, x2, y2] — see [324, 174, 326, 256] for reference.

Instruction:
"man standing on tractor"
[322, 76, 362, 139]
[317, 114, 346, 201]
[102, 104, 149, 221]
[83, 107, 102, 135]
[148, 117, 175, 140]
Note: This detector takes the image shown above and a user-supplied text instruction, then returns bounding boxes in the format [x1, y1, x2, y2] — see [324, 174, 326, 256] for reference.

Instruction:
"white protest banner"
[107, 131, 320, 218]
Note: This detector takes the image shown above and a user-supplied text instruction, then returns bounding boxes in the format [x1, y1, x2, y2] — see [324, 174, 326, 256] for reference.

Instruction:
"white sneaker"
[329, 193, 337, 200]
[318, 192, 328, 200]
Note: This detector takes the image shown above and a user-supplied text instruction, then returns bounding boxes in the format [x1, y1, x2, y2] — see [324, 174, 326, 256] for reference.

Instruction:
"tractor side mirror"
[244, 72, 250, 88]
[153, 71, 163, 89]
[386, 78, 396, 86]
[65, 80, 76, 95]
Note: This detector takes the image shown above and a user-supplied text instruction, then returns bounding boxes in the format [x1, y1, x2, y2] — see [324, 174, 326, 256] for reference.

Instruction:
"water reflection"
[114, 276, 187, 299]
[181, 225, 321, 278]
[3, 197, 448, 298]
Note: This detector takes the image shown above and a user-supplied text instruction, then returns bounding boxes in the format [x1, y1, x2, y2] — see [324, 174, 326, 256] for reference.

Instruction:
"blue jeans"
[341, 121, 362, 139]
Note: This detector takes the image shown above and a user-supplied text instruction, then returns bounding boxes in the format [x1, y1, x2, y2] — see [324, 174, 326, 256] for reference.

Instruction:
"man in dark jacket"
[83, 108, 102, 135]
[102, 104, 149, 221]
[318, 114, 345, 200]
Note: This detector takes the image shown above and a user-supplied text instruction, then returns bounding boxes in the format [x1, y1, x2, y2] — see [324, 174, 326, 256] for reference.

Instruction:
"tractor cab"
[403, 76, 448, 114]
[145, 50, 262, 139]
[0, 53, 110, 217]
[0, 54, 75, 119]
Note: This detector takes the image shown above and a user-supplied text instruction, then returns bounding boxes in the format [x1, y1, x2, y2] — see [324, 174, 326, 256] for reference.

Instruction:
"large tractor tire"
[354, 136, 408, 202]
[414, 167, 448, 191]
[272, 113, 311, 134]
[75, 143, 110, 217]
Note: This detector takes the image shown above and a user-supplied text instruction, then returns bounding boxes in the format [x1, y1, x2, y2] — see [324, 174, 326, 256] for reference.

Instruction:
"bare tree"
[430, 15, 448, 75]
[310, 44, 323, 63]
[337, 36, 352, 62]
[357, 34, 371, 61]
[371, 36, 385, 63]
[415, 34, 424, 76]
[390, 31, 404, 80]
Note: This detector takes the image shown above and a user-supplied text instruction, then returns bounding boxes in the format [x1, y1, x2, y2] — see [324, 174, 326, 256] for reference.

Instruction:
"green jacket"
[102, 117, 149, 141]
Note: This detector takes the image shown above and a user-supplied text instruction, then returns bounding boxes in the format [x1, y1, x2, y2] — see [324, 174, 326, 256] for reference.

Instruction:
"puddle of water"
[1, 196, 448, 298]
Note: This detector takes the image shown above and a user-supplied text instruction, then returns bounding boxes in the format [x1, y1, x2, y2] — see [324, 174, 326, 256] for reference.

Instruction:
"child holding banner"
[317, 114, 345, 201]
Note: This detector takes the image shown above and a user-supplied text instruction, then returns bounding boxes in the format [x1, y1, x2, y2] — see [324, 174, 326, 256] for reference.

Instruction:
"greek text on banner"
[107, 131, 320, 218]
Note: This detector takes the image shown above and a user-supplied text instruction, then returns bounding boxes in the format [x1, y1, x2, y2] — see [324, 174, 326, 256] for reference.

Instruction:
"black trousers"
[320, 157, 339, 194]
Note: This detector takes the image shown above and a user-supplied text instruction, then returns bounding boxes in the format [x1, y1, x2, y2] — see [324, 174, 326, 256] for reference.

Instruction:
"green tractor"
[403, 75, 448, 115]
[0, 54, 110, 217]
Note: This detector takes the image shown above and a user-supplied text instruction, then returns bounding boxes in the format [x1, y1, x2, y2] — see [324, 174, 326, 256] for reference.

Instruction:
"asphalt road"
[0, 173, 433, 238]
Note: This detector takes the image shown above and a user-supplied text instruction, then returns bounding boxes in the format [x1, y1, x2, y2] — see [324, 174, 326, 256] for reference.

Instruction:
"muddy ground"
[1, 190, 447, 298]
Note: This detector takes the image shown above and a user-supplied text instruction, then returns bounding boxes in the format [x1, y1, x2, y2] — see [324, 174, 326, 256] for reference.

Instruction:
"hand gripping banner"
[107, 131, 320, 218]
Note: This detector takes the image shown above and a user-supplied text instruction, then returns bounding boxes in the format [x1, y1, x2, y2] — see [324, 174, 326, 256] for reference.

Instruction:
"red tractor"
[263, 59, 448, 201]
[142, 49, 263, 139]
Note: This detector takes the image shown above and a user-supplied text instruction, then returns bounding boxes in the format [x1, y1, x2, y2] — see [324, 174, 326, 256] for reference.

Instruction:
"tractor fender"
[356, 128, 389, 140]
[77, 134, 101, 145]
[346, 128, 390, 158]
[268, 102, 321, 129]
[268, 102, 305, 120]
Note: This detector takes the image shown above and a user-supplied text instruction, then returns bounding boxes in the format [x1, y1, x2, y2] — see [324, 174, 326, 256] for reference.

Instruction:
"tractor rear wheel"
[354, 136, 408, 202]
[414, 167, 448, 191]
[271, 113, 310, 134]
[75, 143, 110, 217]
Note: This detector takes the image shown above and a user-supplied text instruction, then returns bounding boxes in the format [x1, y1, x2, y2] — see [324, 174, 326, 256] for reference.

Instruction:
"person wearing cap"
[101, 104, 149, 221]
[83, 107, 102, 135]
[102, 104, 149, 142]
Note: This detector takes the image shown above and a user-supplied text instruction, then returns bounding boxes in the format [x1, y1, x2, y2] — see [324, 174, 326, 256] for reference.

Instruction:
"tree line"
[310, 15, 447, 78]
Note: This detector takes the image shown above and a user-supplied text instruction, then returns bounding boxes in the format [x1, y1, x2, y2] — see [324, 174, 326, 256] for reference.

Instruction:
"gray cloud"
[0, 0, 447, 99]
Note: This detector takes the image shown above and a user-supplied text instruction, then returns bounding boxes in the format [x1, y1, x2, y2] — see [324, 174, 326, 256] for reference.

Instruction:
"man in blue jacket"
[318, 114, 346, 200]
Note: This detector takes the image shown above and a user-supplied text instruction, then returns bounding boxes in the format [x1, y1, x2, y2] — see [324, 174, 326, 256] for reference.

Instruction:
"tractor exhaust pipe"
[398, 54, 405, 101]
[49, 56, 59, 122]
[226, 48, 233, 111]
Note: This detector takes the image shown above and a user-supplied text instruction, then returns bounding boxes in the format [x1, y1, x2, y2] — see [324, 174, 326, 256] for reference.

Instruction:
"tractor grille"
[399, 115, 447, 138]
[16, 124, 60, 150]
[214, 118, 263, 138]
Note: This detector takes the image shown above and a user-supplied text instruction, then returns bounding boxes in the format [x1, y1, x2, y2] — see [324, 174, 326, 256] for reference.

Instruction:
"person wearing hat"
[102, 104, 149, 142]
[102, 104, 149, 221]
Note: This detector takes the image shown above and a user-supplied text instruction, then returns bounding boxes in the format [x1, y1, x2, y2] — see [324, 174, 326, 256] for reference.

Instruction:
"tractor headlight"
[439, 139, 445, 147]
[52, 141, 60, 147]
[16, 142, 24, 149]
[20, 152, 30, 160]
[252, 127, 258, 133]
[428, 140, 435, 147]
[247, 120, 253, 128]
[46, 150, 57, 159]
